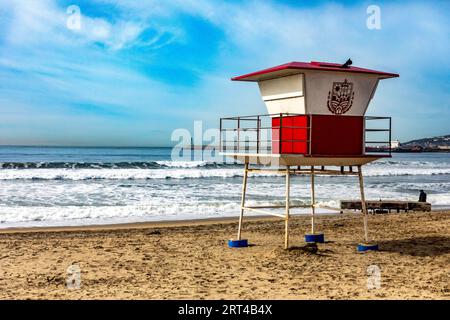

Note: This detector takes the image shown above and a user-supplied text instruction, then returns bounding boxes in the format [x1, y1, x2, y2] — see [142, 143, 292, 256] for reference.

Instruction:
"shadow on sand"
[378, 236, 450, 257]
[285, 243, 335, 257]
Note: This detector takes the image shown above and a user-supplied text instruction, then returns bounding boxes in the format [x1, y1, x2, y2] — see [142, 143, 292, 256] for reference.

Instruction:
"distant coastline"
[392, 148, 450, 153]
[394, 134, 450, 152]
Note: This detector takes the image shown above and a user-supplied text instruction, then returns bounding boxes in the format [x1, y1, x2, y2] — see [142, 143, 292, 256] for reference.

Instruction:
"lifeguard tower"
[221, 60, 399, 251]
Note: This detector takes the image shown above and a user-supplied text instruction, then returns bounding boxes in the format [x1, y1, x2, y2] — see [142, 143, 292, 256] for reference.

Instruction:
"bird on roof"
[341, 58, 352, 68]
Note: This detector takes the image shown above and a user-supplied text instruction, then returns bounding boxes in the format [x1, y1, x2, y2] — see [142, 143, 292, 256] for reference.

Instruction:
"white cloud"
[72, 16, 143, 50]
[0, 0, 183, 51]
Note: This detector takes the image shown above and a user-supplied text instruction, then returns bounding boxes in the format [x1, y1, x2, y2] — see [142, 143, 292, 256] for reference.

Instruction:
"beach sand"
[0, 211, 449, 300]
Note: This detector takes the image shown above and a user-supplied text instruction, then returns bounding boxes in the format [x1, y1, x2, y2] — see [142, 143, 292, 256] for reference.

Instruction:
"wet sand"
[0, 211, 449, 299]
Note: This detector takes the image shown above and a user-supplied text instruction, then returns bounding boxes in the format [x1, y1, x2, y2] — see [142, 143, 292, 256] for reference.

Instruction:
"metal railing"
[220, 113, 310, 154]
[364, 116, 392, 156]
[220, 113, 392, 157]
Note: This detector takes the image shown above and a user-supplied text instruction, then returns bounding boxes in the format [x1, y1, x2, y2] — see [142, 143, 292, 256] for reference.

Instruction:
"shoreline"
[0, 214, 282, 234]
[1, 207, 449, 234]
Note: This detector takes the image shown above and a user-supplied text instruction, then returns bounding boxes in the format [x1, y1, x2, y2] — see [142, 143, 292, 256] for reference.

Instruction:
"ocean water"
[0, 146, 449, 228]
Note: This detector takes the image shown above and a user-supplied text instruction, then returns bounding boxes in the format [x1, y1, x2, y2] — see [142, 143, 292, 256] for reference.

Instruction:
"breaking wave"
[0, 166, 449, 181]
[0, 161, 235, 170]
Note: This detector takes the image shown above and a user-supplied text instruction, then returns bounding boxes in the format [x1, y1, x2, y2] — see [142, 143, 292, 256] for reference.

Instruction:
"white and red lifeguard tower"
[221, 60, 399, 251]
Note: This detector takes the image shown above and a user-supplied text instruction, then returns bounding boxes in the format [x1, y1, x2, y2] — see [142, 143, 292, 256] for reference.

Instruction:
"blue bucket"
[305, 233, 325, 243]
[228, 239, 248, 248]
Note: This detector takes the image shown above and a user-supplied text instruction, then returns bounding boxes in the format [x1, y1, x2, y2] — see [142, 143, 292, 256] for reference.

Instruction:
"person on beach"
[419, 190, 427, 202]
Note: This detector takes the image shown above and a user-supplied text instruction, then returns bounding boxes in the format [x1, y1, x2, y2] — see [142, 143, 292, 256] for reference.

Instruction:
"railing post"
[256, 115, 260, 154]
[389, 117, 392, 157]
[308, 114, 312, 155]
[219, 118, 222, 153]
[363, 116, 366, 155]
[237, 118, 240, 153]
[279, 113, 283, 154]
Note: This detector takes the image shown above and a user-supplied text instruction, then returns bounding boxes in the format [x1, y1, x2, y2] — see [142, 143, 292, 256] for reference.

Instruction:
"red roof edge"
[231, 61, 399, 81]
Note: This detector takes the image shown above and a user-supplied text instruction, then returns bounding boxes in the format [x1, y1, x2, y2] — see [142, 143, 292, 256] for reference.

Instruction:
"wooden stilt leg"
[310, 166, 315, 234]
[357, 165, 369, 243]
[237, 162, 249, 240]
[285, 166, 291, 249]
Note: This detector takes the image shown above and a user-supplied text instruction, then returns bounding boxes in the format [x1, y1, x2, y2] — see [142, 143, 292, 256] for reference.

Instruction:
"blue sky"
[0, 0, 449, 146]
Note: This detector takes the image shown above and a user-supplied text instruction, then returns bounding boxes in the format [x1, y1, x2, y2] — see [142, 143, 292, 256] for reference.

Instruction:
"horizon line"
[0, 144, 221, 148]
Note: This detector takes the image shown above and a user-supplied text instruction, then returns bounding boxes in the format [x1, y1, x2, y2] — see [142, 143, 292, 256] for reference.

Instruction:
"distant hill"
[402, 135, 450, 149]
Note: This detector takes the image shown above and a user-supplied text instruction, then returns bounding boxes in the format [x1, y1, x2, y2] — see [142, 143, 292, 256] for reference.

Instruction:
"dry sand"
[0, 211, 449, 300]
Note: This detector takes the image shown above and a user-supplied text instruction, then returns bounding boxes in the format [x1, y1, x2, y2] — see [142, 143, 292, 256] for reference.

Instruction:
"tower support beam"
[237, 162, 249, 240]
[310, 166, 315, 234]
[358, 165, 369, 242]
[285, 166, 291, 249]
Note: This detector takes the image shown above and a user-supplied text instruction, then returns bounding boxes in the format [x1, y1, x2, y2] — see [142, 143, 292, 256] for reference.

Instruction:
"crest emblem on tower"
[327, 79, 355, 114]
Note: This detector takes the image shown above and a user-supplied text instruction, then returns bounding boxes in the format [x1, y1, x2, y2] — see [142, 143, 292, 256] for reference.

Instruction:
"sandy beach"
[0, 211, 448, 300]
